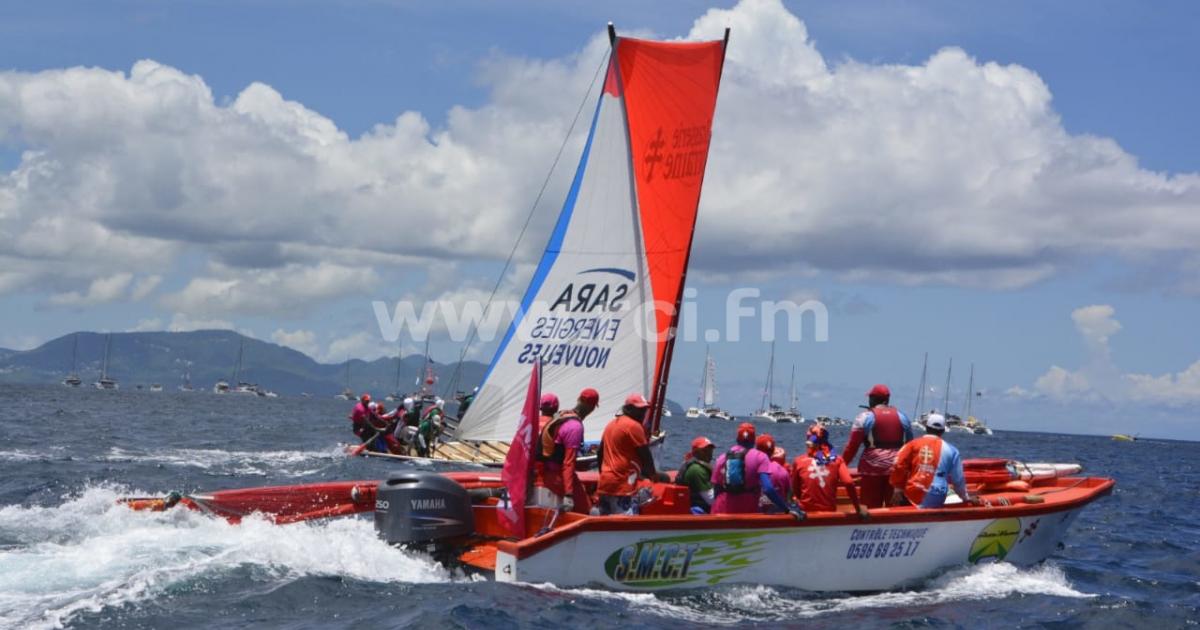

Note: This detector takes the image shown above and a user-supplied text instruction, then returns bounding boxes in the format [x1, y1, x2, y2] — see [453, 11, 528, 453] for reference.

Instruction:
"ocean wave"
[533, 562, 1093, 626]
[0, 486, 449, 629]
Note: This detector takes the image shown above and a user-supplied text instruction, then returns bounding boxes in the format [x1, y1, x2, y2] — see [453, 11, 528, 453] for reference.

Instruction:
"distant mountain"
[0, 331, 487, 398]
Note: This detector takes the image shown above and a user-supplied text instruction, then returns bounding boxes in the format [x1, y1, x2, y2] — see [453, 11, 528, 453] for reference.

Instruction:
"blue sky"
[1, 0, 1197, 438]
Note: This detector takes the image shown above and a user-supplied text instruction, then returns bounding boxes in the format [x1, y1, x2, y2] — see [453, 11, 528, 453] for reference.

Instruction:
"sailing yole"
[458, 32, 727, 444]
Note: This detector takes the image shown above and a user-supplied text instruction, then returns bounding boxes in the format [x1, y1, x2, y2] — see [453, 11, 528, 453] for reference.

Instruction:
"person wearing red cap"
[757, 437, 792, 513]
[842, 384, 913, 508]
[596, 393, 664, 515]
[793, 424, 870, 519]
[348, 394, 373, 442]
[676, 436, 716, 513]
[535, 389, 597, 514]
[712, 423, 803, 519]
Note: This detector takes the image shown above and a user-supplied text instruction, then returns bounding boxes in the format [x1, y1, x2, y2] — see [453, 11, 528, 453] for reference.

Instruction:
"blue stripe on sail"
[476, 92, 608, 390]
[581, 267, 636, 281]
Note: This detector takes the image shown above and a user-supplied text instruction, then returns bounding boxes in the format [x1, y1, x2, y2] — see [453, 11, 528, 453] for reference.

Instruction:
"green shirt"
[680, 459, 713, 508]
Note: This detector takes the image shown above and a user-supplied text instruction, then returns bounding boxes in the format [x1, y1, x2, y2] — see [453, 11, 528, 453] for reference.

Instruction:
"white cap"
[403, 397, 414, 411]
[926, 413, 946, 430]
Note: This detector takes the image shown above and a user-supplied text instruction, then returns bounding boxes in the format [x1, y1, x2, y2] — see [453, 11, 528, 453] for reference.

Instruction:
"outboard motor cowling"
[374, 472, 474, 546]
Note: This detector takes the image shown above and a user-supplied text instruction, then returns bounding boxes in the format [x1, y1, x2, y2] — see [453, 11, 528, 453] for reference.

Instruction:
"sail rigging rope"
[442, 48, 612, 404]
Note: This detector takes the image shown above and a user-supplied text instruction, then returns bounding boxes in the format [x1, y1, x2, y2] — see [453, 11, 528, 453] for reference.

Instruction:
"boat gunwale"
[497, 477, 1115, 560]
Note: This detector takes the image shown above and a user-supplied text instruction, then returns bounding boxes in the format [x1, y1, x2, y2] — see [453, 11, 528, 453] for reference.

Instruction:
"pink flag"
[499, 361, 540, 537]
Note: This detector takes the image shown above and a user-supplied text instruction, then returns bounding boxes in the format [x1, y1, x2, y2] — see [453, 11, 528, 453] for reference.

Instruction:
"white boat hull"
[496, 507, 1085, 592]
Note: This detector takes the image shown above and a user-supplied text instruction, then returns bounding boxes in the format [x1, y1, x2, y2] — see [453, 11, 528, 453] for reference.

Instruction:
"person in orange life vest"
[754, 435, 791, 513]
[793, 425, 869, 519]
[596, 393, 667, 515]
[536, 388, 597, 514]
[712, 423, 803, 519]
[842, 384, 913, 508]
[890, 414, 980, 509]
[537, 393, 560, 434]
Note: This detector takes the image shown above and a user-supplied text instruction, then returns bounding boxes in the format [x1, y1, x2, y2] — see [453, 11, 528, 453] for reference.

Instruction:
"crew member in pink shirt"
[712, 423, 803, 519]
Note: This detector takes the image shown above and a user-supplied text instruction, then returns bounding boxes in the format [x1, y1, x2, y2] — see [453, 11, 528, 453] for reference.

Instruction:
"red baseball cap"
[539, 393, 559, 410]
[624, 393, 650, 408]
[755, 434, 775, 453]
[867, 384, 890, 398]
[579, 388, 600, 405]
[690, 436, 714, 450]
[737, 422, 756, 443]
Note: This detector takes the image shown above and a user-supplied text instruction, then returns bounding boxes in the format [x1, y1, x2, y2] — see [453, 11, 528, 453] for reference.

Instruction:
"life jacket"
[722, 447, 748, 493]
[867, 406, 905, 449]
[539, 410, 579, 463]
[676, 458, 712, 507]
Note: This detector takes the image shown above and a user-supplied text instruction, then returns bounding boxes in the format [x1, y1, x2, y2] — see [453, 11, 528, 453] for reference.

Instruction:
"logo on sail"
[517, 268, 637, 370]
[643, 125, 712, 183]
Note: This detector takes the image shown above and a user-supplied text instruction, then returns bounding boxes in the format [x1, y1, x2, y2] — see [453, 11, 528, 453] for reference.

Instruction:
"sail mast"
[101, 334, 110, 379]
[789, 364, 798, 411]
[394, 345, 403, 393]
[965, 363, 975, 418]
[913, 352, 928, 420]
[942, 358, 953, 415]
[760, 341, 775, 411]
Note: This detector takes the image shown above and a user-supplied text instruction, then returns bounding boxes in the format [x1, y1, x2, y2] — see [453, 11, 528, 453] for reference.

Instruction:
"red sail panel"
[616, 37, 726, 400]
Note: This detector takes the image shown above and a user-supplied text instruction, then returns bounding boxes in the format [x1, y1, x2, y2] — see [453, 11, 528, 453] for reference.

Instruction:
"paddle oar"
[349, 421, 391, 457]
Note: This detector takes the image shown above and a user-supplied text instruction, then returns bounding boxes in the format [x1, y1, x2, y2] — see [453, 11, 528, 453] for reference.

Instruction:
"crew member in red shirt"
[793, 425, 869, 519]
[842, 384, 913, 508]
[596, 393, 664, 515]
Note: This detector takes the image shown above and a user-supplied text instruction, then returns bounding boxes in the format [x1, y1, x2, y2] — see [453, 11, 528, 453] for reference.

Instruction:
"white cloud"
[131, 274, 162, 301]
[271, 328, 320, 358]
[47, 272, 134, 306]
[1030, 305, 1200, 406]
[161, 261, 378, 317]
[129, 317, 164, 332]
[323, 331, 391, 363]
[2, 0, 1199, 319]
[1126, 361, 1200, 406]
[165, 312, 234, 332]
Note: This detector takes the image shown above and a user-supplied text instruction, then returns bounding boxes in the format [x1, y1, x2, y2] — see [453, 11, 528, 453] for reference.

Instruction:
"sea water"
[0, 384, 1196, 628]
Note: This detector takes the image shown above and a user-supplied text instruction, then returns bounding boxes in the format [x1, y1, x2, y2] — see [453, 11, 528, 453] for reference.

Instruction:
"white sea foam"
[0, 486, 449, 629]
[704, 562, 1093, 621]
[0, 446, 344, 476]
[100, 446, 345, 475]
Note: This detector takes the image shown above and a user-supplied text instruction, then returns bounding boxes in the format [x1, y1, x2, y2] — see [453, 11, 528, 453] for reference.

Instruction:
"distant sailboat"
[62, 334, 82, 387]
[784, 364, 803, 423]
[687, 346, 730, 420]
[962, 363, 992, 435]
[230, 340, 262, 395]
[385, 346, 404, 402]
[93, 334, 118, 390]
[753, 342, 797, 422]
[336, 359, 355, 400]
[179, 365, 195, 392]
[913, 352, 929, 432]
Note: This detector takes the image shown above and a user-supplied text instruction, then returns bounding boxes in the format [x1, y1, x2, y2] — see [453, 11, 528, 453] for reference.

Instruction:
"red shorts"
[859, 474, 893, 509]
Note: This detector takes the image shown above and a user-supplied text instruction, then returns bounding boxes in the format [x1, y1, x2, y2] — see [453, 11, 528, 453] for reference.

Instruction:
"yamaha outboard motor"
[374, 473, 474, 548]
